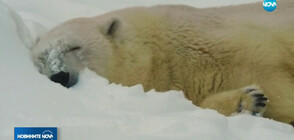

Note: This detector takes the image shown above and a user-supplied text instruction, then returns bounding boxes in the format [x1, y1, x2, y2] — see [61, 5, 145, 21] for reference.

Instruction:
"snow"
[0, 0, 293, 140]
[47, 45, 68, 74]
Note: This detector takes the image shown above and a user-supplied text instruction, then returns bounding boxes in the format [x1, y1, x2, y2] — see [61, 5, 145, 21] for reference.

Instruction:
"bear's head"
[31, 17, 122, 88]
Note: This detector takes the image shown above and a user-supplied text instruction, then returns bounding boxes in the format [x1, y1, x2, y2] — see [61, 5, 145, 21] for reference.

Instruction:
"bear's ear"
[103, 18, 121, 37]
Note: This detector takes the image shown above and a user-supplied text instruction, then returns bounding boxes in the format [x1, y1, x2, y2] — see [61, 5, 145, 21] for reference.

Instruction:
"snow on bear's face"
[31, 17, 121, 88]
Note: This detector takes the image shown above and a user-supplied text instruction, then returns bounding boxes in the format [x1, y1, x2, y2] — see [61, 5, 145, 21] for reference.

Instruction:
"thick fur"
[31, 0, 294, 124]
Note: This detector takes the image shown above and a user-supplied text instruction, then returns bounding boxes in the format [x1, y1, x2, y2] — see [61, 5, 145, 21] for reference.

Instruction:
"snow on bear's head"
[31, 17, 122, 88]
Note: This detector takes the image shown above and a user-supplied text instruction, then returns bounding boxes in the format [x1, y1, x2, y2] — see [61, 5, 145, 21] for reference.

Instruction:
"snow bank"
[0, 0, 293, 140]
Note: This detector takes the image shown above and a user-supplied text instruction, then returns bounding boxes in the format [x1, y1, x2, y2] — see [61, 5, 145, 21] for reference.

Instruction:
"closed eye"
[69, 46, 81, 52]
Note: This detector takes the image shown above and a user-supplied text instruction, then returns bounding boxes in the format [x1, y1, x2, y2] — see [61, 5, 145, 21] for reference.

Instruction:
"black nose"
[50, 72, 70, 88]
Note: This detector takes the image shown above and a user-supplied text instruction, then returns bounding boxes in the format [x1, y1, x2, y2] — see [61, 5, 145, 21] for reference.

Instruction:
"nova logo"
[41, 130, 54, 140]
[263, 0, 277, 12]
[14, 127, 57, 140]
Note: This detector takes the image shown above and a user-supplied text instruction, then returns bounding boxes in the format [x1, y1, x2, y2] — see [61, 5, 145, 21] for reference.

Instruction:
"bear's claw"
[237, 86, 268, 116]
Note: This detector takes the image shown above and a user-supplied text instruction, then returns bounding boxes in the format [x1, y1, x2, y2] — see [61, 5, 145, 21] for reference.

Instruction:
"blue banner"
[14, 127, 57, 140]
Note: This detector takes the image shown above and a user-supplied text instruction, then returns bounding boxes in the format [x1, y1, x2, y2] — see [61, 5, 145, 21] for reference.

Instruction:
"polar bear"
[31, 0, 294, 125]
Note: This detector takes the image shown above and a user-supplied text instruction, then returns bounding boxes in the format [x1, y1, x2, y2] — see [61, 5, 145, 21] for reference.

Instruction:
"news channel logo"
[263, 0, 277, 12]
[14, 127, 57, 140]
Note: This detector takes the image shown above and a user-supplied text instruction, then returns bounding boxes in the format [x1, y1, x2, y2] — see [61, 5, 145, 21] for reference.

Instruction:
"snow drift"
[0, 0, 293, 140]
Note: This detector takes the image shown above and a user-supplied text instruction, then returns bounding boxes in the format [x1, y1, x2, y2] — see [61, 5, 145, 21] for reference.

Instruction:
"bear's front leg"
[199, 85, 268, 116]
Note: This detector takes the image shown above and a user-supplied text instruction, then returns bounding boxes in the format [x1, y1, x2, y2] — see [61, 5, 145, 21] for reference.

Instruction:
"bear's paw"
[237, 85, 269, 116]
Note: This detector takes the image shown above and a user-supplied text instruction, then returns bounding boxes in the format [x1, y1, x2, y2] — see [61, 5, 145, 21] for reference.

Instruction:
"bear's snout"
[50, 71, 77, 88]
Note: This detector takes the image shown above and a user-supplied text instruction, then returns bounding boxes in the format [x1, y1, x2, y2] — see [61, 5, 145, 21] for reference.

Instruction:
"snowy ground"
[0, 0, 293, 140]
